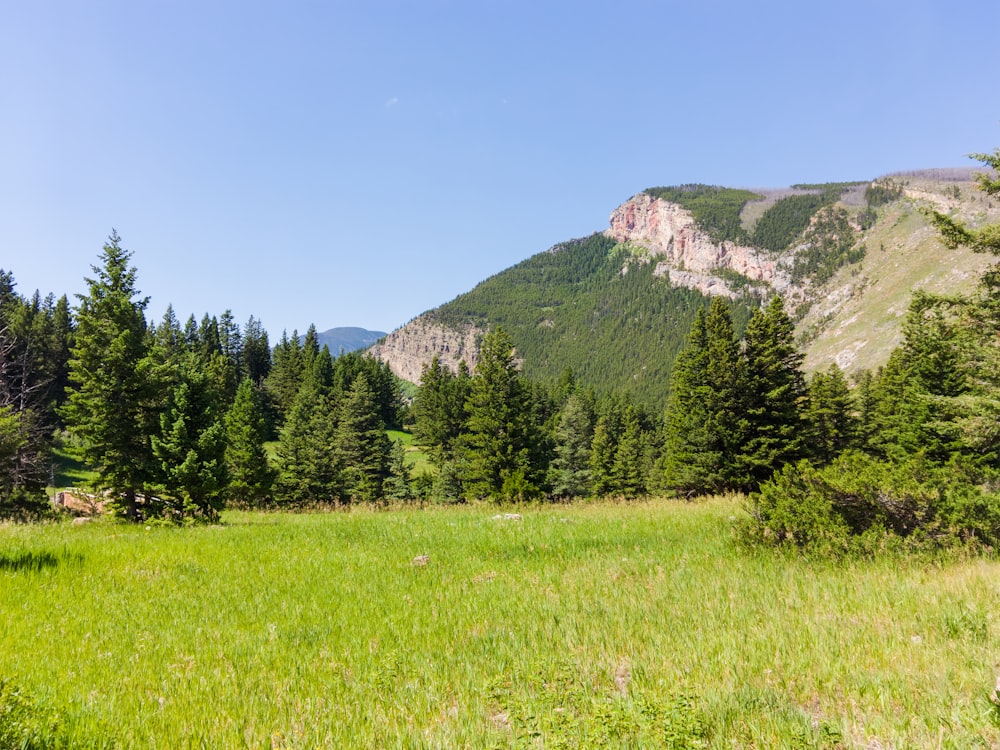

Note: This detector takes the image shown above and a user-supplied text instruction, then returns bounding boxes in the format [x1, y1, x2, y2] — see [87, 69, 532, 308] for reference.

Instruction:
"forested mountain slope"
[371, 169, 998, 408]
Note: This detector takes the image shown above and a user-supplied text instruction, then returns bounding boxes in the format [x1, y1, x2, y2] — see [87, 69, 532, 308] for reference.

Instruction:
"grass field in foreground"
[1, 498, 999, 748]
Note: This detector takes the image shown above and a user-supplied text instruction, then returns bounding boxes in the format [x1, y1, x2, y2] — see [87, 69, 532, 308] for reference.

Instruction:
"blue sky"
[2, 1, 998, 339]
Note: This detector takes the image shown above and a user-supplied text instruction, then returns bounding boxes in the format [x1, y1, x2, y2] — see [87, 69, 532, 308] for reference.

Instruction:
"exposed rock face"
[368, 317, 484, 383]
[606, 192, 797, 297]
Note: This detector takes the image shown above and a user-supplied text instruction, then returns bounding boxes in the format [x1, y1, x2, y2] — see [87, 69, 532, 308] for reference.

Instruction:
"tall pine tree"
[61, 233, 159, 520]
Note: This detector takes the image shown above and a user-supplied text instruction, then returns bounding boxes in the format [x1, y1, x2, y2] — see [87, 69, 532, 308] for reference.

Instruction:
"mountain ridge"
[370, 168, 998, 406]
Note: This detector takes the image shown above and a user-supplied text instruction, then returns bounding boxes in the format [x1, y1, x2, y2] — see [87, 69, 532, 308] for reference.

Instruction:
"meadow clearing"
[2, 498, 999, 748]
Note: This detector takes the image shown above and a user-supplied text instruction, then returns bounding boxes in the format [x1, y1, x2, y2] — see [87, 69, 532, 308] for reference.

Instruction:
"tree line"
[0, 231, 406, 520]
[3, 149, 997, 543]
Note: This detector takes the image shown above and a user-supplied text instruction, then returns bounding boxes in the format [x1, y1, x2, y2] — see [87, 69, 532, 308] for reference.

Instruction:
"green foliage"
[334, 377, 393, 503]
[457, 328, 542, 501]
[662, 299, 747, 495]
[750, 193, 827, 252]
[224, 378, 274, 507]
[151, 359, 229, 521]
[411, 356, 470, 466]
[548, 393, 593, 498]
[60, 232, 159, 521]
[644, 184, 762, 243]
[736, 296, 807, 491]
[931, 149, 1000, 255]
[273, 376, 340, 505]
[864, 177, 905, 208]
[431, 233, 754, 410]
[745, 452, 1000, 554]
[805, 364, 858, 466]
[789, 207, 862, 284]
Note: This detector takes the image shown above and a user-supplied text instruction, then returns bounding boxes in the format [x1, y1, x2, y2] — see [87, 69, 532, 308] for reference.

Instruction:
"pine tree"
[458, 327, 541, 501]
[61, 232, 159, 520]
[805, 364, 857, 466]
[736, 296, 807, 491]
[661, 304, 735, 495]
[412, 355, 470, 466]
[549, 393, 592, 498]
[151, 362, 228, 520]
[612, 401, 647, 498]
[274, 375, 340, 505]
[334, 376, 391, 503]
[224, 378, 275, 507]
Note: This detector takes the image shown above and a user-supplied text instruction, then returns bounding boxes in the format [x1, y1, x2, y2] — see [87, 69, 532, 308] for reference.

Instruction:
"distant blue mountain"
[314, 327, 387, 355]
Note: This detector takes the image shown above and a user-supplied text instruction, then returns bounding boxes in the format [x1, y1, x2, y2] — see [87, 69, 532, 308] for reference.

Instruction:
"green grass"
[387, 429, 433, 476]
[49, 443, 97, 490]
[2, 499, 999, 747]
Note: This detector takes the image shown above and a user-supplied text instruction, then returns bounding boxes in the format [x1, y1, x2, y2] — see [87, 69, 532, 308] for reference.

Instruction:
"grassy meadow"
[2, 498, 1000, 748]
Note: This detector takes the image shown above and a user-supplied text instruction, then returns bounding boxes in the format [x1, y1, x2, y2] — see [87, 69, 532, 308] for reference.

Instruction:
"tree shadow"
[0, 550, 78, 572]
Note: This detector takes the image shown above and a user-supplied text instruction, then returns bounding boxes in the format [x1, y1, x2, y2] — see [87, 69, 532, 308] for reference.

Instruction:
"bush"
[743, 451, 1000, 555]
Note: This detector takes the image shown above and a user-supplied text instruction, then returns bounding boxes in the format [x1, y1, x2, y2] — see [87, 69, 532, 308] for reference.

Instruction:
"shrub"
[743, 451, 1000, 555]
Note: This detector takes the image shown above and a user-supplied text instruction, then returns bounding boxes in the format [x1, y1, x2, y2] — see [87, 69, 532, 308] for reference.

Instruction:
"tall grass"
[1, 499, 998, 747]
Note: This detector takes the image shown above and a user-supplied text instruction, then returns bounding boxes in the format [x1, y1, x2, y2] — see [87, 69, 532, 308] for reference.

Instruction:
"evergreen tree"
[382, 438, 413, 502]
[805, 364, 857, 466]
[549, 393, 593, 498]
[241, 315, 271, 386]
[151, 361, 228, 520]
[266, 330, 305, 427]
[458, 327, 541, 501]
[224, 378, 275, 506]
[274, 375, 340, 505]
[612, 401, 648, 498]
[661, 302, 743, 495]
[736, 296, 807, 491]
[589, 413, 618, 497]
[61, 233, 159, 520]
[412, 355, 470, 466]
[334, 376, 391, 503]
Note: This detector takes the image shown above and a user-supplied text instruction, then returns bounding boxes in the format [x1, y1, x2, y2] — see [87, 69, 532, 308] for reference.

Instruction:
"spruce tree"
[805, 364, 857, 466]
[382, 439, 413, 502]
[737, 296, 806, 491]
[663, 297, 746, 496]
[274, 376, 340, 505]
[589, 413, 618, 497]
[612, 401, 647, 498]
[458, 327, 540, 501]
[224, 378, 275, 506]
[334, 376, 391, 503]
[549, 393, 593, 498]
[151, 362, 228, 520]
[61, 232, 158, 520]
[412, 355, 470, 466]
[241, 316, 272, 386]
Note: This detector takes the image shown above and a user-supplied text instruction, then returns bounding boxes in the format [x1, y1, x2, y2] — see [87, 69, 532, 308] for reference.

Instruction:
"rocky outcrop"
[606, 192, 798, 297]
[368, 317, 484, 383]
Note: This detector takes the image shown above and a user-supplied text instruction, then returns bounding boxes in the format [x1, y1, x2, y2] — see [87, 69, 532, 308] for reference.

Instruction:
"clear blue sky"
[2, 0, 998, 339]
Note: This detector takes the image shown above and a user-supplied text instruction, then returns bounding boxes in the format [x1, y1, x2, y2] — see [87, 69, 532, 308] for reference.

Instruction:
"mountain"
[315, 327, 386, 355]
[371, 169, 997, 408]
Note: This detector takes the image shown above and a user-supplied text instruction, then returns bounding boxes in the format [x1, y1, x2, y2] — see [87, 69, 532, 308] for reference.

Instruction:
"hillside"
[314, 326, 386, 355]
[371, 169, 998, 407]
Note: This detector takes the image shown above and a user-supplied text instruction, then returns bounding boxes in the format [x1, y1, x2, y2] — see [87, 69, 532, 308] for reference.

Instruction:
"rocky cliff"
[368, 318, 484, 382]
[605, 192, 797, 299]
[371, 170, 996, 386]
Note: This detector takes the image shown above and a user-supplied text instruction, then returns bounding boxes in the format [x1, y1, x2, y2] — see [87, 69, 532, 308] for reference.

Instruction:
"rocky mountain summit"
[370, 169, 998, 395]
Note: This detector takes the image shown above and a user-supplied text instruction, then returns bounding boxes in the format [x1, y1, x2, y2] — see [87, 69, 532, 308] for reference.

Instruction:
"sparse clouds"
[384, 96, 399, 109]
